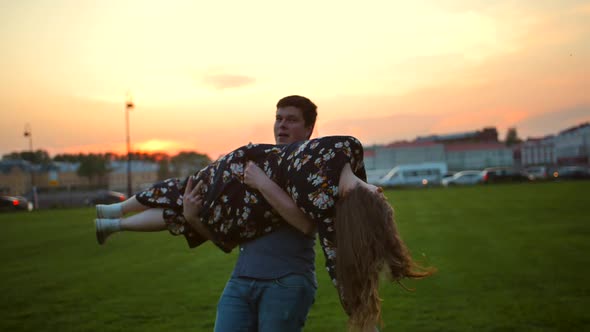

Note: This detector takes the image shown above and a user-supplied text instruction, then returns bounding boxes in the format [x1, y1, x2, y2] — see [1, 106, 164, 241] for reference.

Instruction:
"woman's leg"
[119, 208, 167, 231]
[120, 196, 149, 214]
[96, 195, 148, 218]
[96, 208, 167, 245]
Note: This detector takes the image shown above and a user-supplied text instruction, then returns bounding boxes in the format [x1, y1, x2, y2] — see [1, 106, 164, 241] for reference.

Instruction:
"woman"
[95, 135, 433, 331]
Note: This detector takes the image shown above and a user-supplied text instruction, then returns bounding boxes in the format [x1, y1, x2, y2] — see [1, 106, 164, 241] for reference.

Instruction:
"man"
[213, 95, 318, 332]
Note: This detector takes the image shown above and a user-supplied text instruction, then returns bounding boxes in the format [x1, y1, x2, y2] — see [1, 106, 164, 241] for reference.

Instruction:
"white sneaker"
[95, 218, 121, 245]
[96, 204, 122, 219]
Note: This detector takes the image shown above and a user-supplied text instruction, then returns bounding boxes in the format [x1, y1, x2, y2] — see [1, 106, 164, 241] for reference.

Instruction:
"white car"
[378, 162, 448, 187]
[525, 166, 548, 180]
[442, 170, 484, 187]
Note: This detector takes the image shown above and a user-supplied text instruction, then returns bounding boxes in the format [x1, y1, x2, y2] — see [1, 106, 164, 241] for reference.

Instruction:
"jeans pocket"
[263, 275, 316, 329]
[274, 274, 312, 289]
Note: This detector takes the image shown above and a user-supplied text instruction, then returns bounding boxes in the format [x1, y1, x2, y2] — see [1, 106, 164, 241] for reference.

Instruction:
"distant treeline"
[2, 150, 211, 183]
[2, 150, 210, 165]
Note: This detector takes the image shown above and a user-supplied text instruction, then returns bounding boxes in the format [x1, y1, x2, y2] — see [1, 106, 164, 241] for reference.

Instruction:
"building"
[553, 122, 590, 165]
[364, 141, 446, 171]
[445, 142, 513, 171]
[0, 160, 93, 195]
[108, 160, 159, 193]
[0, 160, 33, 195]
[365, 127, 507, 172]
[517, 136, 555, 168]
[25, 161, 98, 191]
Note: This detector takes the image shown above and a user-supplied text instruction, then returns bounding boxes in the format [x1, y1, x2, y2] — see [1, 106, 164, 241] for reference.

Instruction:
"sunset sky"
[1, 0, 589, 160]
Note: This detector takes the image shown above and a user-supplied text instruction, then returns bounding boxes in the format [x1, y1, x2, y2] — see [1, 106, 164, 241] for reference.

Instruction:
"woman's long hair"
[335, 185, 434, 331]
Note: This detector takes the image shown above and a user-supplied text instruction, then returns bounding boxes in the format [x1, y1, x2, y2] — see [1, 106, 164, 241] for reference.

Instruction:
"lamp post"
[24, 123, 33, 152]
[23, 123, 37, 208]
[125, 95, 135, 198]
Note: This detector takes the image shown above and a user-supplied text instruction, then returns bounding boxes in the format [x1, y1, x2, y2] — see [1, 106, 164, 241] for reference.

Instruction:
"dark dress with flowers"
[135, 135, 366, 285]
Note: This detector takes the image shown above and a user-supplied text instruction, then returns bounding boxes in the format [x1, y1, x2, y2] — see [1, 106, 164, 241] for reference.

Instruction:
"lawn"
[1, 181, 589, 331]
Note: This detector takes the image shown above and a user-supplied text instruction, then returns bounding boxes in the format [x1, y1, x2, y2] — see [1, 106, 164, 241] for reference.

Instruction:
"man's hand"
[183, 176, 204, 225]
[244, 161, 271, 191]
[243, 161, 316, 236]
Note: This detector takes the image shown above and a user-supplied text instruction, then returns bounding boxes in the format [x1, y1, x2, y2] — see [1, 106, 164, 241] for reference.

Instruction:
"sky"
[1, 0, 589, 159]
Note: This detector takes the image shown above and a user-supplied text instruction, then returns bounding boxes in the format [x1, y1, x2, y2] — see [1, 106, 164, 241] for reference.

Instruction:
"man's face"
[274, 106, 312, 144]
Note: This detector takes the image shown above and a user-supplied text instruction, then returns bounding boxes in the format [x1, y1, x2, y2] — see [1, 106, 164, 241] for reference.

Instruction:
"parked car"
[0, 195, 34, 212]
[442, 170, 484, 187]
[554, 166, 590, 180]
[482, 167, 530, 184]
[87, 190, 127, 205]
[525, 166, 549, 180]
[378, 162, 448, 187]
[366, 168, 392, 185]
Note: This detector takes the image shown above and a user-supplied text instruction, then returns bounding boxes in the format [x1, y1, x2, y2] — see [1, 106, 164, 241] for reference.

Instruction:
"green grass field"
[1, 181, 589, 331]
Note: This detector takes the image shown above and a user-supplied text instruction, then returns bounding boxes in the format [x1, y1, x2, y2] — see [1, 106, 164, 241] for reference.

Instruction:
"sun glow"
[134, 139, 188, 155]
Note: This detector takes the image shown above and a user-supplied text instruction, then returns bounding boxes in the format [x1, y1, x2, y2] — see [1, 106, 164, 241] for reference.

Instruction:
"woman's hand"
[182, 176, 204, 225]
[244, 161, 271, 191]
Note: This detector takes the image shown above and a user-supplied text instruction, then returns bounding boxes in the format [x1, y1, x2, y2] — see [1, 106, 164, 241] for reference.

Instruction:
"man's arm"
[244, 161, 316, 236]
[182, 177, 237, 251]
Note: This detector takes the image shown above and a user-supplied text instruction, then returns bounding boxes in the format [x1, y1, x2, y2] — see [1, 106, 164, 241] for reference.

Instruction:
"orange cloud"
[428, 108, 530, 137]
[202, 74, 256, 89]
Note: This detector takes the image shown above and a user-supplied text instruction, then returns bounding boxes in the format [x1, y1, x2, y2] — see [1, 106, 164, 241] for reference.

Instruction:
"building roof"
[558, 122, 590, 136]
[416, 131, 479, 142]
[524, 134, 554, 142]
[0, 159, 33, 174]
[51, 161, 81, 172]
[445, 142, 508, 152]
[384, 141, 442, 148]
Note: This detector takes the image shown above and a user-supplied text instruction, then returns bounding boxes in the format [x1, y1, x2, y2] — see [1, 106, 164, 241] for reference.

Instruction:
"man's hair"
[276, 95, 318, 129]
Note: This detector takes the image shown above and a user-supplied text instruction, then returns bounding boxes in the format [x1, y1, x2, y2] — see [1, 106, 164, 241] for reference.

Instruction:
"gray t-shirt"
[232, 225, 317, 287]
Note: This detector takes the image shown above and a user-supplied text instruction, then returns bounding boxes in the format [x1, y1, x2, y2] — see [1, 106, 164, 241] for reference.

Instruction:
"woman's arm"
[243, 161, 316, 236]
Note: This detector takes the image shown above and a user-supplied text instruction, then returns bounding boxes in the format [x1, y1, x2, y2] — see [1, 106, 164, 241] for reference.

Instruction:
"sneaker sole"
[95, 219, 106, 245]
[96, 206, 106, 219]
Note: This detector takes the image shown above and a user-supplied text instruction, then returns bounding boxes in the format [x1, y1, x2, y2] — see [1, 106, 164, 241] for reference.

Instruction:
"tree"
[171, 152, 211, 178]
[2, 150, 51, 165]
[54, 153, 82, 163]
[505, 127, 522, 146]
[77, 154, 109, 185]
[157, 159, 173, 180]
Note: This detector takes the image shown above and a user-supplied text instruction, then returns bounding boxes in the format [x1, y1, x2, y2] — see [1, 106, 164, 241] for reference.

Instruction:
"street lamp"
[125, 95, 135, 198]
[23, 123, 37, 208]
[24, 123, 33, 152]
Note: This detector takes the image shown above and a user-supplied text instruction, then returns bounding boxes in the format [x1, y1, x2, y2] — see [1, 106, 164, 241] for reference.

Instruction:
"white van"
[366, 169, 392, 185]
[377, 162, 448, 187]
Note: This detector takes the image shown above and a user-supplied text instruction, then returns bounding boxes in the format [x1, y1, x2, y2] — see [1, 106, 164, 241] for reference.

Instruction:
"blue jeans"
[214, 274, 316, 332]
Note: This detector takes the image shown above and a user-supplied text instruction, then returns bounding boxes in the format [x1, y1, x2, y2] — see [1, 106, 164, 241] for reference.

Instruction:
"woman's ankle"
[96, 204, 123, 218]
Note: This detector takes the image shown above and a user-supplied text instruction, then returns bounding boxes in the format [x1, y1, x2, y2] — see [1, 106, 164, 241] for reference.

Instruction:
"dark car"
[482, 167, 531, 184]
[554, 166, 590, 180]
[87, 190, 127, 205]
[0, 195, 34, 212]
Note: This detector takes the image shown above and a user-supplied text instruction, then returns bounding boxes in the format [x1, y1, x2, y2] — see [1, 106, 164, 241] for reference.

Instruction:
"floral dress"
[136, 135, 366, 285]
